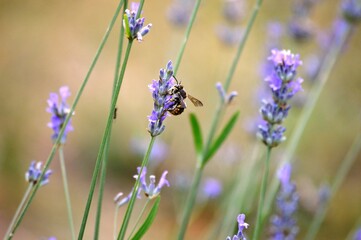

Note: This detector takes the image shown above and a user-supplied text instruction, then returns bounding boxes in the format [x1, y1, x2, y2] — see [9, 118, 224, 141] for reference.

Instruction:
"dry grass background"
[0, 0, 361, 239]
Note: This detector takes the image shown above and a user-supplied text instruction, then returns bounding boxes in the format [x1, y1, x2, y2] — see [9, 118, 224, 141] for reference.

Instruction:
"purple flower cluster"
[25, 161, 52, 186]
[342, 0, 361, 24]
[123, 3, 152, 42]
[257, 49, 303, 148]
[115, 167, 170, 207]
[269, 164, 299, 240]
[226, 214, 249, 240]
[148, 61, 177, 137]
[47, 86, 74, 144]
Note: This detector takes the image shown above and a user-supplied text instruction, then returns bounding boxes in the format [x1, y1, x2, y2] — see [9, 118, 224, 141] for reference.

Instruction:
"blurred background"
[0, 0, 361, 239]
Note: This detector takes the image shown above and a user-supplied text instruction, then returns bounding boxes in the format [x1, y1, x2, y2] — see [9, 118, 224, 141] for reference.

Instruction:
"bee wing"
[188, 94, 203, 107]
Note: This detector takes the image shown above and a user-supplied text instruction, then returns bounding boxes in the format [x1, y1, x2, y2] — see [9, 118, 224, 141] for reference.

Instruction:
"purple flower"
[123, 2, 152, 42]
[201, 178, 223, 200]
[269, 164, 299, 240]
[216, 82, 238, 104]
[342, 0, 361, 23]
[222, 0, 246, 23]
[148, 61, 177, 137]
[25, 161, 52, 186]
[135, 167, 170, 199]
[353, 228, 361, 240]
[167, 0, 194, 27]
[47, 86, 74, 144]
[215, 25, 243, 46]
[226, 214, 249, 240]
[114, 188, 142, 207]
[257, 49, 303, 148]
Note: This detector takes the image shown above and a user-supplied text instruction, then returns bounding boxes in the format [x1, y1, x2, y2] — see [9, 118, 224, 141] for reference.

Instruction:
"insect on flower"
[167, 76, 203, 115]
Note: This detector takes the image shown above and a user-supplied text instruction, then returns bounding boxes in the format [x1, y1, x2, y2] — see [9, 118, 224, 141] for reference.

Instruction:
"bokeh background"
[1, 0, 361, 239]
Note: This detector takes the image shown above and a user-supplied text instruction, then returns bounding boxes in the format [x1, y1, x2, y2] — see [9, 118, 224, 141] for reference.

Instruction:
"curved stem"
[177, 163, 203, 240]
[94, 2, 126, 239]
[173, 0, 202, 75]
[253, 146, 271, 240]
[4, 184, 33, 240]
[6, 2, 123, 238]
[117, 136, 156, 240]
[114, 206, 120, 240]
[78, 40, 134, 239]
[304, 132, 361, 240]
[59, 146, 76, 240]
[128, 199, 151, 239]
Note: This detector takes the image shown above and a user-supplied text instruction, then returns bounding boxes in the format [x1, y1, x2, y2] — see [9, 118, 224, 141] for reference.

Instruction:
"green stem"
[7, 2, 123, 238]
[117, 136, 156, 240]
[263, 20, 352, 220]
[78, 40, 134, 239]
[94, 2, 126, 239]
[173, 0, 202, 75]
[59, 146, 76, 240]
[128, 199, 151, 239]
[114, 204, 120, 240]
[223, 0, 264, 92]
[3, 184, 33, 240]
[304, 132, 361, 240]
[177, 163, 203, 240]
[253, 146, 271, 240]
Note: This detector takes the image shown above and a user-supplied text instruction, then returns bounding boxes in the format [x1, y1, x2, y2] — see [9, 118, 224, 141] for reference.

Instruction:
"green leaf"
[131, 197, 161, 240]
[203, 111, 240, 165]
[189, 113, 204, 158]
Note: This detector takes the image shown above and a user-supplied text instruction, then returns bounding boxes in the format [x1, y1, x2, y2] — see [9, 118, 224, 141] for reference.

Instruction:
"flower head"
[167, 0, 193, 26]
[269, 164, 299, 240]
[47, 86, 74, 144]
[25, 161, 52, 186]
[114, 188, 142, 207]
[135, 167, 170, 199]
[148, 61, 178, 137]
[257, 49, 303, 148]
[342, 0, 361, 24]
[123, 2, 152, 42]
[226, 213, 249, 240]
[216, 82, 238, 104]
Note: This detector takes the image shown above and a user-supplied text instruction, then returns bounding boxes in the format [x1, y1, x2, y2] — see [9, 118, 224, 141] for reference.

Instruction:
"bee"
[167, 76, 203, 115]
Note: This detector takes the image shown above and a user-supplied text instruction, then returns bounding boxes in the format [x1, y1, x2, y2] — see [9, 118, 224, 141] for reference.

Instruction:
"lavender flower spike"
[47, 86, 74, 144]
[257, 49, 303, 148]
[123, 2, 152, 42]
[25, 161, 52, 186]
[134, 167, 170, 199]
[269, 163, 299, 240]
[148, 61, 177, 137]
[226, 213, 249, 240]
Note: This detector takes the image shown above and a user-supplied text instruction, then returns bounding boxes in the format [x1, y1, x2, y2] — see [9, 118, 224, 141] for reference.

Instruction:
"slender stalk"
[223, 0, 264, 92]
[128, 199, 151, 239]
[173, 0, 202, 75]
[177, 163, 204, 240]
[3, 184, 32, 240]
[263, 20, 352, 219]
[6, 2, 123, 238]
[304, 133, 361, 240]
[253, 146, 271, 240]
[177, 0, 265, 237]
[59, 146, 76, 240]
[78, 40, 134, 239]
[117, 136, 156, 240]
[94, 2, 126, 239]
[114, 205, 120, 240]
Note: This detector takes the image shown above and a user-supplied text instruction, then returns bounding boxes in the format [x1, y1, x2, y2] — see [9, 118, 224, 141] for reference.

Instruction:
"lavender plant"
[254, 49, 303, 240]
[3, 0, 361, 239]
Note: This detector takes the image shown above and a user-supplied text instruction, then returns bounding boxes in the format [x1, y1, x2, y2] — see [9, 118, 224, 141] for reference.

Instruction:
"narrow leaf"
[203, 111, 240, 165]
[131, 197, 161, 240]
[189, 113, 203, 158]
